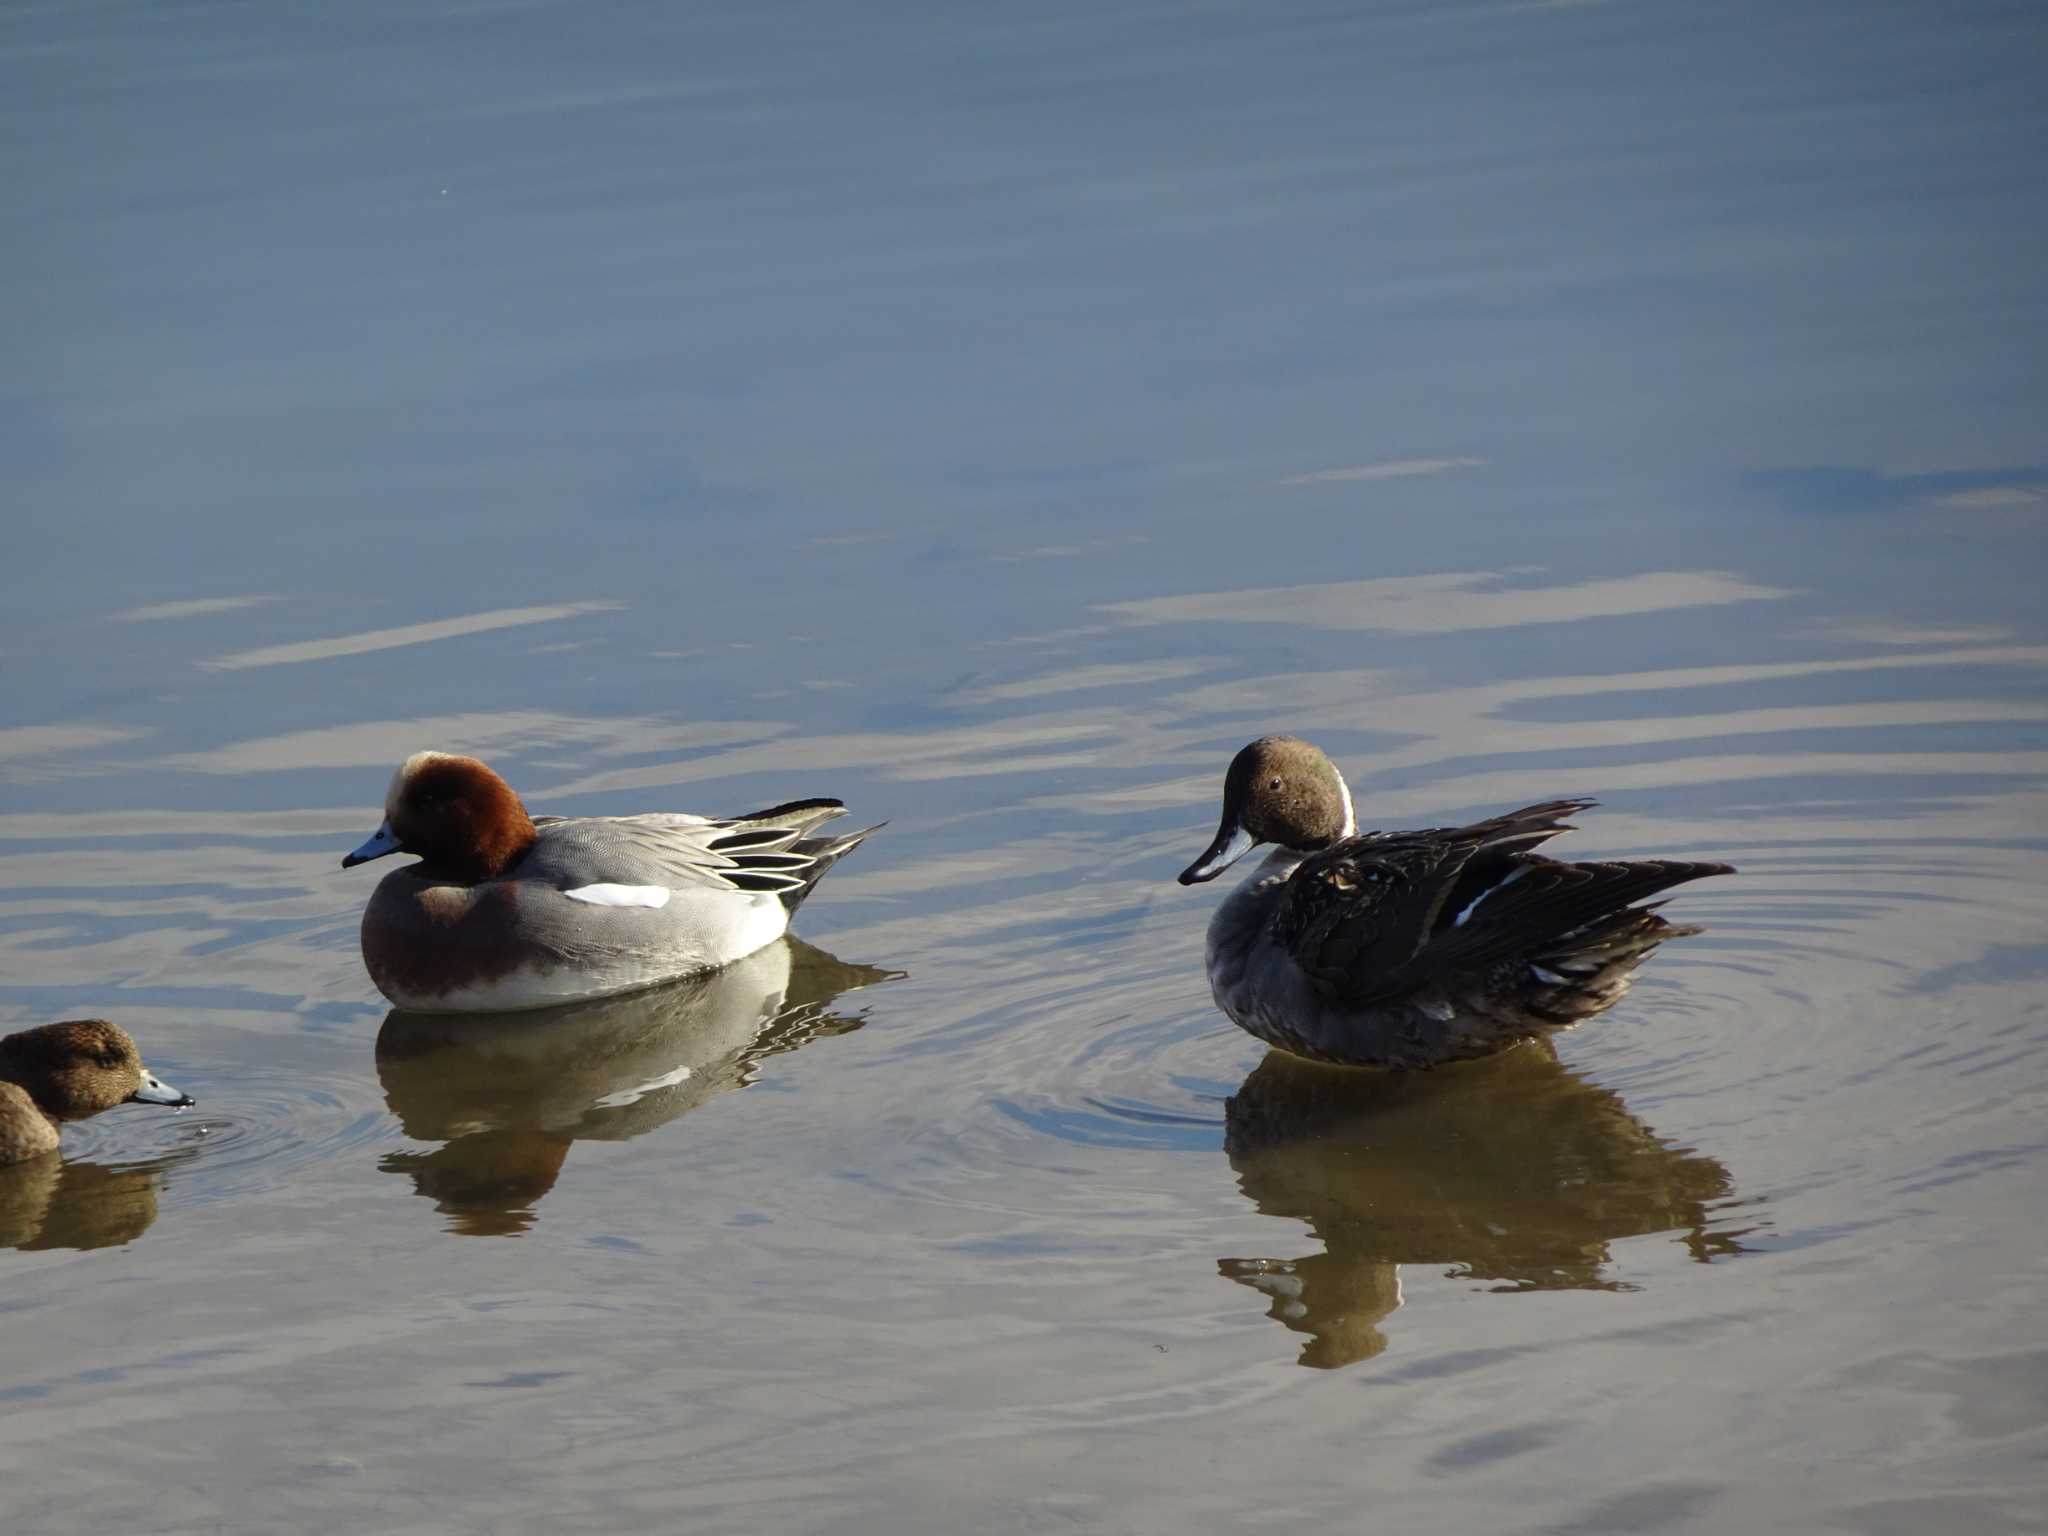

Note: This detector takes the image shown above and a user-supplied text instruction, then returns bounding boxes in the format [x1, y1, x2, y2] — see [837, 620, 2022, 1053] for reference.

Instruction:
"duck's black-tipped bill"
[129, 1070, 195, 1108]
[1179, 822, 1256, 885]
[343, 821, 401, 869]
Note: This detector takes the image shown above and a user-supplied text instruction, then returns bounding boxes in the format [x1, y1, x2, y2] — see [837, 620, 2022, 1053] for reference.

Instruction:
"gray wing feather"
[524, 816, 813, 894]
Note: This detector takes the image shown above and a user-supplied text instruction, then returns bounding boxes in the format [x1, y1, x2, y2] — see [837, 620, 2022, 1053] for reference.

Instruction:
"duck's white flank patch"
[563, 883, 673, 909]
[733, 891, 791, 956]
[1452, 865, 1527, 928]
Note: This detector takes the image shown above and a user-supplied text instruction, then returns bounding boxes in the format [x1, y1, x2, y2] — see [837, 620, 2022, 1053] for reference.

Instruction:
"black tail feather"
[778, 823, 884, 914]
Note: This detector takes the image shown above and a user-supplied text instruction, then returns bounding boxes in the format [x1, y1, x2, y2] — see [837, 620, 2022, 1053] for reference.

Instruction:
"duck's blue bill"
[343, 821, 401, 869]
[129, 1069, 195, 1108]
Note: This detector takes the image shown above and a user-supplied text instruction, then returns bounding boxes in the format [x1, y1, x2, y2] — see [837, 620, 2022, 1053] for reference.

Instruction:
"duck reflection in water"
[377, 937, 897, 1235]
[1, 1150, 197, 1251]
[1220, 1043, 1742, 1369]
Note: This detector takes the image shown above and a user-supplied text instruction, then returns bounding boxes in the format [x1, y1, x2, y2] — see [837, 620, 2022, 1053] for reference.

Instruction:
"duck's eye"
[1269, 777, 1282, 790]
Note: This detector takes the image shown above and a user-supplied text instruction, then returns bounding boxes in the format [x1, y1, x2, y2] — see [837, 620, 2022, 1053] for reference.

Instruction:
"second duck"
[1178, 737, 1732, 1068]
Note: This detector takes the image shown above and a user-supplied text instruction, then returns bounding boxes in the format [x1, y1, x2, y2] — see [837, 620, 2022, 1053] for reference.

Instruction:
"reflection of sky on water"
[11, 3, 2045, 652]
[1102, 569, 1795, 633]
[200, 602, 627, 671]
[4, 0, 2046, 1529]
[162, 714, 786, 775]
[1752, 465, 2048, 517]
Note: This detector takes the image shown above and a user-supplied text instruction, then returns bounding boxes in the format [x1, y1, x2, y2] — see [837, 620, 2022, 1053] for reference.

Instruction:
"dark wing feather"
[704, 827, 803, 852]
[1280, 800, 1597, 1002]
[1287, 816, 1731, 1007]
[1413, 857, 1734, 981]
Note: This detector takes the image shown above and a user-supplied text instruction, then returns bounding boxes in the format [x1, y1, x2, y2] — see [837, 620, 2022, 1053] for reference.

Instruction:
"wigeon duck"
[0, 1020, 194, 1165]
[1177, 737, 1734, 1067]
[342, 752, 879, 1013]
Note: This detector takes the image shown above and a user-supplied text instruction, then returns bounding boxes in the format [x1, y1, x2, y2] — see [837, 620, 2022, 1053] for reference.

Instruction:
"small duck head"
[0, 1019, 194, 1122]
[343, 752, 539, 884]
[1179, 736, 1357, 885]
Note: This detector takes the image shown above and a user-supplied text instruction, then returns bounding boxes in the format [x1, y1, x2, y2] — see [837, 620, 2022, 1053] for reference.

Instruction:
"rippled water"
[6, 2, 2046, 1532]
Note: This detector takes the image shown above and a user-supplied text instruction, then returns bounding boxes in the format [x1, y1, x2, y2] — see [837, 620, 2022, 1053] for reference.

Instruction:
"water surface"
[5, 2, 2046, 1532]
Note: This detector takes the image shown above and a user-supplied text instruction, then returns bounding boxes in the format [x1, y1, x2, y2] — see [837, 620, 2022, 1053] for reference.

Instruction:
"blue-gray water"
[5, 2, 2045, 1531]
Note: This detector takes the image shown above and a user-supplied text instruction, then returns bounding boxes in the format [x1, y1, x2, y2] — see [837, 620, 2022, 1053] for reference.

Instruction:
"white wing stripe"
[1452, 865, 1527, 928]
[563, 883, 673, 909]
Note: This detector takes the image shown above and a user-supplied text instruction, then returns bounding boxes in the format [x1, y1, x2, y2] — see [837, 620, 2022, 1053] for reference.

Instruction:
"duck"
[342, 752, 879, 1013]
[1177, 736, 1734, 1068]
[0, 1020, 194, 1165]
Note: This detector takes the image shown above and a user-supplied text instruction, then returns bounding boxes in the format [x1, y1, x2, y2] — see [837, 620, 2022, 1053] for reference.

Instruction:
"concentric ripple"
[116, 1062, 395, 1208]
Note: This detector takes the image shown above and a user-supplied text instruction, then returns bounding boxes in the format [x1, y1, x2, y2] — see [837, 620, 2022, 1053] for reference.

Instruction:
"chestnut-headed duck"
[342, 752, 879, 1013]
[1177, 736, 1734, 1068]
[0, 1020, 194, 1165]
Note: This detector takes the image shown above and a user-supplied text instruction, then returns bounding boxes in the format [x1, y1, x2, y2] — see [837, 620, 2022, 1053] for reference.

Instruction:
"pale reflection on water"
[1100, 568, 1795, 634]
[376, 939, 896, 1235]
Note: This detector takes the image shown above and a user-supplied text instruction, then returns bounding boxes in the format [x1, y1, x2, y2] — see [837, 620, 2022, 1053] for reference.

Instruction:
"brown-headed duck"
[0, 1020, 193, 1165]
[1177, 736, 1734, 1067]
